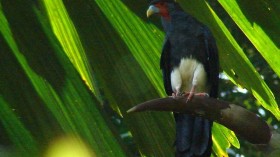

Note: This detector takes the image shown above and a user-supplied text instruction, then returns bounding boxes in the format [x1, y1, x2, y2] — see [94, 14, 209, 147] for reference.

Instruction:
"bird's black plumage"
[148, 1, 219, 157]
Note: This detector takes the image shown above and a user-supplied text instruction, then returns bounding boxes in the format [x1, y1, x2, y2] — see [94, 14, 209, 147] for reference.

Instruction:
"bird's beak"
[146, 5, 160, 18]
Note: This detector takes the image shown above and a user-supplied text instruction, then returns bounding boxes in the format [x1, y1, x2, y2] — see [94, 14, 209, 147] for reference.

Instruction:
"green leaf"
[0, 1, 126, 156]
[62, 0, 175, 156]
[212, 124, 230, 157]
[218, 0, 280, 118]
[95, 0, 166, 97]
[43, 0, 100, 99]
[0, 97, 38, 157]
[178, 0, 279, 121]
[218, 0, 280, 78]
[1, 0, 278, 156]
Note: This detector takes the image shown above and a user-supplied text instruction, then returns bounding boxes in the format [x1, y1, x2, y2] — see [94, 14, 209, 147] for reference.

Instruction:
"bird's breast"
[171, 58, 208, 93]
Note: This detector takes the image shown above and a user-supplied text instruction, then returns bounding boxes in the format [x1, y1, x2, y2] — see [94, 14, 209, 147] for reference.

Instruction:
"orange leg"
[186, 85, 196, 102]
[185, 85, 209, 102]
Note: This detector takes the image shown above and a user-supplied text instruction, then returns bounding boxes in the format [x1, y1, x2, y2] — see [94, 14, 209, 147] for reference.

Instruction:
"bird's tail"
[174, 113, 212, 157]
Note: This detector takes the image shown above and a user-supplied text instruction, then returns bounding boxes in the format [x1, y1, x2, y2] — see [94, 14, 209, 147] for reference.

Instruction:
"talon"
[184, 92, 209, 103]
[172, 92, 176, 99]
[171, 90, 179, 98]
[186, 92, 194, 103]
[195, 93, 209, 97]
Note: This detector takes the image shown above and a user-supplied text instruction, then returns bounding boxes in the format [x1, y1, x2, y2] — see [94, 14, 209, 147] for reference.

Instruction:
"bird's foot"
[184, 92, 209, 103]
[170, 91, 184, 99]
[186, 92, 194, 103]
[171, 92, 177, 99]
[194, 93, 209, 97]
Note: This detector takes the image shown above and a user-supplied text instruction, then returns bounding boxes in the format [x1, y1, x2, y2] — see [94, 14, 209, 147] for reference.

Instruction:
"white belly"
[170, 58, 208, 93]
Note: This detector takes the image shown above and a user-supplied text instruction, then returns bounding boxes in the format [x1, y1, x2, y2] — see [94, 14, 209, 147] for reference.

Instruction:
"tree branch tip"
[127, 106, 137, 113]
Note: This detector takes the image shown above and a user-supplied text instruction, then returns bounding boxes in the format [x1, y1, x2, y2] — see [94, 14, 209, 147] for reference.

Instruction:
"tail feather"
[174, 113, 212, 157]
[174, 114, 194, 152]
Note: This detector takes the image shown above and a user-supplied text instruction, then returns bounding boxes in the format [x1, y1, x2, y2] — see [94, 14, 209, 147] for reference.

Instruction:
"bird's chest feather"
[170, 58, 208, 93]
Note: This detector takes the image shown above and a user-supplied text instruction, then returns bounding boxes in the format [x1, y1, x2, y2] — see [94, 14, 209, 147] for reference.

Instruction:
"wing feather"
[203, 27, 219, 98]
[160, 38, 173, 95]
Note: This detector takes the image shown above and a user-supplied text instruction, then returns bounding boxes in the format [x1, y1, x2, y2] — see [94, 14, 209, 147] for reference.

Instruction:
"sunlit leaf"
[212, 124, 229, 157]
[95, 0, 165, 97]
[43, 0, 100, 99]
[178, 0, 279, 120]
[218, 0, 280, 119]
[218, 0, 280, 78]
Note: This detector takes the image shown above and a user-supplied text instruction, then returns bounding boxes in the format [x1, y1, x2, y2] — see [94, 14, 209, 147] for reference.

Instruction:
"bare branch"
[127, 96, 271, 145]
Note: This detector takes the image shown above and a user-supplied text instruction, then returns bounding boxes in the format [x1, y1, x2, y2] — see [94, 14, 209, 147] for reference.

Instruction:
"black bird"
[147, 1, 219, 157]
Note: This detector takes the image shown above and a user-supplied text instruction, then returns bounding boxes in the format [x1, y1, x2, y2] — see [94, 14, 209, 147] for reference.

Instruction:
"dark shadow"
[1, 0, 66, 92]
[0, 0, 72, 149]
[0, 35, 63, 147]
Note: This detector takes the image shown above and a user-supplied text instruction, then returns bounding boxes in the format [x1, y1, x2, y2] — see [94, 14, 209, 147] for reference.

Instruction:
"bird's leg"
[186, 85, 196, 102]
[185, 64, 209, 102]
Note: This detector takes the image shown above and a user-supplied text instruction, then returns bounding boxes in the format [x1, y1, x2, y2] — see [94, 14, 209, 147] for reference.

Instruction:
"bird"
[146, 0, 219, 157]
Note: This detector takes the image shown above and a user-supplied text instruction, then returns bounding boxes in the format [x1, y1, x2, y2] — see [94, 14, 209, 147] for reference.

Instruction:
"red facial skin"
[154, 2, 171, 19]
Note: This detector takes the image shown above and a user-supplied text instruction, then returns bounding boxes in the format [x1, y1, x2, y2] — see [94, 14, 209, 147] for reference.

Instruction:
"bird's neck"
[161, 17, 172, 34]
[161, 10, 190, 35]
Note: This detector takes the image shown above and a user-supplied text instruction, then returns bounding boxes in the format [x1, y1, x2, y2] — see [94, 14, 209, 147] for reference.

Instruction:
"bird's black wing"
[203, 27, 219, 98]
[160, 38, 173, 95]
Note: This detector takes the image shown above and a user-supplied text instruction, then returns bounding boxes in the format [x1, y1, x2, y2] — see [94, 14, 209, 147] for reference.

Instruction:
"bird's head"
[146, 0, 178, 20]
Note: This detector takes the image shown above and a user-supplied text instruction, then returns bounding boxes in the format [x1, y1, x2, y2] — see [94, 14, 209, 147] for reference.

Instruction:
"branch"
[127, 96, 280, 153]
